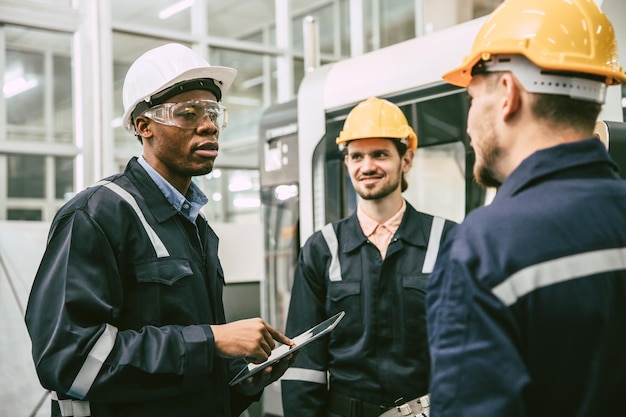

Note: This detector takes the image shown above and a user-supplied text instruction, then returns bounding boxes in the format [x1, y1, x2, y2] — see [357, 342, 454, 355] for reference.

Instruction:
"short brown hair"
[530, 94, 602, 132]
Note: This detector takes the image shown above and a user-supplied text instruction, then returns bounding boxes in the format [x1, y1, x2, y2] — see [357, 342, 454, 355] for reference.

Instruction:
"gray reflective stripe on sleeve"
[67, 323, 118, 399]
[281, 367, 327, 384]
[321, 223, 342, 281]
[422, 216, 445, 273]
[493, 247, 626, 307]
[92, 180, 169, 258]
[52, 391, 91, 417]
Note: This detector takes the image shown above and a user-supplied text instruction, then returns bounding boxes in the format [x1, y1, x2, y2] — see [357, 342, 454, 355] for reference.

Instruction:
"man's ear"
[134, 116, 153, 141]
[500, 73, 522, 122]
[401, 149, 414, 173]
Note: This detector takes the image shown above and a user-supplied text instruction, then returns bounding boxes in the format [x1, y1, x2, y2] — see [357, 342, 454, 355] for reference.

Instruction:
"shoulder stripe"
[321, 223, 342, 281]
[91, 180, 169, 258]
[493, 247, 626, 306]
[422, 216, 445, 273]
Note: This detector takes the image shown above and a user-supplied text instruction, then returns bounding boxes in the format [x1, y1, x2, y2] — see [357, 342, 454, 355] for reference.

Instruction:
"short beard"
[357, 177, 400, 200]
[178, 160, 215, 178]
[474, 146, 502, 188]
[471, 109, 502, 189]
[358, 185, 396, 200]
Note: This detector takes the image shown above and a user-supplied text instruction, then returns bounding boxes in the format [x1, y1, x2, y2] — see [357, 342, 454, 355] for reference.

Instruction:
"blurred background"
[2, 1, 625, 416]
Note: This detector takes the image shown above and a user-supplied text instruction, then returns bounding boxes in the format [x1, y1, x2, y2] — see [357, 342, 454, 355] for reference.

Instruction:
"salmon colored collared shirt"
[357, 199, 406, 259]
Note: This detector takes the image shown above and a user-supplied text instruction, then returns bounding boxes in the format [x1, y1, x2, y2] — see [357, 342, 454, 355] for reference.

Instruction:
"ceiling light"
[111, 117, 123, 128]
[274, 184, 299, 201]
[229, 178, 253, 192]
[3, 77, 38, 98]
[206, 168, 222, 179]
[241, 75, 264, 90]
[158, 0, 195, 20]
[226, 96, 262, 107]
[233, 197, 260, 208]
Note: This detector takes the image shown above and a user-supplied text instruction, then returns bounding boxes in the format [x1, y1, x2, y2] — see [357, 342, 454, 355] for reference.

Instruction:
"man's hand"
[211, 318, 293, 363]
[236, 350, 299, 396]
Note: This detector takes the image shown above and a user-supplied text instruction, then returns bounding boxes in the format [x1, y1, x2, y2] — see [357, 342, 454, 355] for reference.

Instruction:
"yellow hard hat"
[336, 97, 417, 150]
[443, 0, 626, 88]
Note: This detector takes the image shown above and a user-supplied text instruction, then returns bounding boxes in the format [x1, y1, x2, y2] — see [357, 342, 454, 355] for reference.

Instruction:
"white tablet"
[228, 311, 345, 386]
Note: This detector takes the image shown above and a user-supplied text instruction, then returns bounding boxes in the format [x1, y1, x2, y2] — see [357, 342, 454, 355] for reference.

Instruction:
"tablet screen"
[228, 311, 345, 386]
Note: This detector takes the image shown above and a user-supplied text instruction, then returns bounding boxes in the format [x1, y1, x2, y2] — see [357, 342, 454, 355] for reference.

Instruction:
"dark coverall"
[25, 157, 257, 417]
[282, 203, 455, 417]
[427, 139, 626, 416]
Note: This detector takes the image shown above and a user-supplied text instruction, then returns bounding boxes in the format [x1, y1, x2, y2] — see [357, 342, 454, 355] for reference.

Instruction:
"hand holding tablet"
[229, 311, 345, 386]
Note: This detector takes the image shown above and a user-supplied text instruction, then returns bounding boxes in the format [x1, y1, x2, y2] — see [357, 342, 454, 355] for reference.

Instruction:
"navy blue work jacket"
[427, 138, 626, 416]
[25, 158, 255, 417]
[282, 203, 455, 416]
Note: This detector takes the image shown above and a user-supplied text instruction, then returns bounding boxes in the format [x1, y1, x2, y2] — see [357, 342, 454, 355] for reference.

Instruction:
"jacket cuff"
[181, 325, 212, 390]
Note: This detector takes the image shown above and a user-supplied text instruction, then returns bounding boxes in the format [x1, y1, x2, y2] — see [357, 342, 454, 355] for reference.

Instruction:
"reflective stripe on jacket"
[25, 157, 253, 417]
[281, 203, 455, 417]
[427, 139, 626, 416]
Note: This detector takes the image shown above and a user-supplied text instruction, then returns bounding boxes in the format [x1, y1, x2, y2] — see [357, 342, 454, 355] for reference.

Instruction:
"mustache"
[358, 170, 383, 179]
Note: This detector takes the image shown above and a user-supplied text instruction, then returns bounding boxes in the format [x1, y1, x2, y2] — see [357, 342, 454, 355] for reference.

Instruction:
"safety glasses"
[141, 99, 228, 130]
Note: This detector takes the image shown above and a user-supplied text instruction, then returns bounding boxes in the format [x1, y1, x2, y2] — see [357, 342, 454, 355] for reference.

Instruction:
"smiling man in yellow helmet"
[426, 0, 626, 416]
[282, 97, 456, 417]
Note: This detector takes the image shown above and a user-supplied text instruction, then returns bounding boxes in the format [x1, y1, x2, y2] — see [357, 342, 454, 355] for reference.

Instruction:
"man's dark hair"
[391, 140, 410, 193]
[484, 71, 602, 132]
[531, 94, 602, 132]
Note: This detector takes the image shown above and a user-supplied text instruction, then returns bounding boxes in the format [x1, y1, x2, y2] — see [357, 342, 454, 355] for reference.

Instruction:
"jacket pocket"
[400, 274, 429, 345]
[327, 281, 361, 338]
[402, 274, 428, 293]
[135, 257, 193, 285]
[130, 257, 195, 325]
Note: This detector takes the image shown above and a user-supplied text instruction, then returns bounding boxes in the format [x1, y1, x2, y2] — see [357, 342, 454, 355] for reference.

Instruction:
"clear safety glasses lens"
[142, 99, 228, 130]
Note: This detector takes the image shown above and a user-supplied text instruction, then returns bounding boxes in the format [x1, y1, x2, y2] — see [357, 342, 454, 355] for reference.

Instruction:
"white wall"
[0, 221, 50, 417]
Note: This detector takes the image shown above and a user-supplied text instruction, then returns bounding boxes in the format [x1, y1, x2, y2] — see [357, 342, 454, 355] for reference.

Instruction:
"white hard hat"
[122, 43, 237, 133]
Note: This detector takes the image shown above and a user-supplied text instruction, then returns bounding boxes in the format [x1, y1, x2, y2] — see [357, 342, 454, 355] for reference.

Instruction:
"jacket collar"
[125, 157, 180, 223]
[341, 201, 429, 253]
[495, 138, 619, 201]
